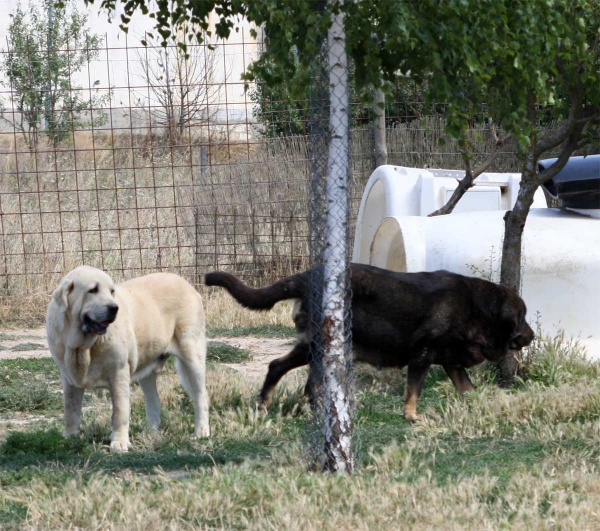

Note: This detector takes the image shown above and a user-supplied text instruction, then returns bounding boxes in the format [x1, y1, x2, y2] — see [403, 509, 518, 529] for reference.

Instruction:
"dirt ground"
[0, 327, 291, 379]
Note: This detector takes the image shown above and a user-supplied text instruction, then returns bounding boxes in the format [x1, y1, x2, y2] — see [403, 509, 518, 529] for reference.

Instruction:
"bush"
[516, 323, 599, 387]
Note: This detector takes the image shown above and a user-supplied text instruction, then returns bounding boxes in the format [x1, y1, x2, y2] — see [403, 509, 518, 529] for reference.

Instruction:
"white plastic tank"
[353, 165, 600, 358]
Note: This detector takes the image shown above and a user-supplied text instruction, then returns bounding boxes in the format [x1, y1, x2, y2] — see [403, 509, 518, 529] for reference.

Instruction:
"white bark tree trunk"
[321, 0, 353, 473]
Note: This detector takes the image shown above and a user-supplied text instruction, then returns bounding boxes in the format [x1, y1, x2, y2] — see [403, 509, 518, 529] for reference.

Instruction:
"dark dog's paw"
[404, 411, 421, 423]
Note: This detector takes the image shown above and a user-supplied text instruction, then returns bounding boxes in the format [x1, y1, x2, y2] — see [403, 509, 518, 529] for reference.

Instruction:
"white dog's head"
[51, 266, 119, 336]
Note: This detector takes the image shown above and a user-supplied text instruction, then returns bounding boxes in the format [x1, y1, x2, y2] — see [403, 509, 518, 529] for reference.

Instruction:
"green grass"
[9, 342, 46, 352]
[2, 428, 88, 457]
[0, 334, 39, 342]
[208, 324, 296, 339]
[0, 339, 252, 416]
[0, 358, 62, 413]
[0, 331, 599, 528]
[207, 341, 252, 363]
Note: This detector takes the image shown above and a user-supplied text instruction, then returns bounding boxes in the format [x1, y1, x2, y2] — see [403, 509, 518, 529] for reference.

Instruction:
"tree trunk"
[497, 151, 538, 385]
[373, 83, 387, 168]
[321, 0, 353, 474]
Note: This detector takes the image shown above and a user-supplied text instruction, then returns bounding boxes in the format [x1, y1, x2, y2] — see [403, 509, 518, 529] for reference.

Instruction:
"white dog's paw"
[109, 440, 129, 453]
[63, 429, 80, 438]
[193, 425, 210, 439]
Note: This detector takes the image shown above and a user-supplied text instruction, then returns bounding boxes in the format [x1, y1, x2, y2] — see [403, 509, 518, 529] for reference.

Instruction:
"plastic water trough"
[352, 156, 600, 358]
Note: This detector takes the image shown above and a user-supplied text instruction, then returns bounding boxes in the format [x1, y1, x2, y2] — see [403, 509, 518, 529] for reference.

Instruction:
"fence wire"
[0, 20, 562, 323]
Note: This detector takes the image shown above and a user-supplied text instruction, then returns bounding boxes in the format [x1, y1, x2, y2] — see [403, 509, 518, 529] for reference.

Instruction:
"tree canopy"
[86, 0, 599, 149]
[2, 0, 108, 147]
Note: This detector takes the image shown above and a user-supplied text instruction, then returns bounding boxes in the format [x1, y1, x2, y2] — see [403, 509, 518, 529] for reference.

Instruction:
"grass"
[0, 327, 598, 528]
[204, 293, 295, 334]
[9, 343, 46, 352]
[0, 334, 39, 342]
[207, 341, 252, 363]
[0, 359, 62, 414]
[208, 324, 296, 339]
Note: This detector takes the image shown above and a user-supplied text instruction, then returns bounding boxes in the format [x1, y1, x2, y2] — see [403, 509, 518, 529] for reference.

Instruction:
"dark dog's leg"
[443, 365, 476, 394]
[403, 361, 431, 423]
[304, 356, 323, 410]
[259, 343, 310, 407]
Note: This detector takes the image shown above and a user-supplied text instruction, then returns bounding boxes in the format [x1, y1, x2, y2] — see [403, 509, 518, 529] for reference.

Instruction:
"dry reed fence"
[0, 117, 561, 323]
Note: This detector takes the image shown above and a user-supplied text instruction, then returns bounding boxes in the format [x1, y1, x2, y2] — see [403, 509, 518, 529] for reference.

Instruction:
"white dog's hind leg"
[139, 371, 161, 431]
[175, 338, 210, 438]
[175, 357, 191, 395]
[62, 376, 85, 437]
[108, 370, 131, 452]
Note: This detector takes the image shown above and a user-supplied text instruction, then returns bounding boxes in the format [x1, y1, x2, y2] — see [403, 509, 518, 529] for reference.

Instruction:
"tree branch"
[428, 123, 509, 217]
[575, 106, 600, 124]
[533, 113, 575, 159]
[534, 121, 585, 186]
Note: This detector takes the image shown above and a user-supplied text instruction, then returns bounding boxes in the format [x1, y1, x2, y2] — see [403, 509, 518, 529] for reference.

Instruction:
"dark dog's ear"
[52, 278, 74, 313]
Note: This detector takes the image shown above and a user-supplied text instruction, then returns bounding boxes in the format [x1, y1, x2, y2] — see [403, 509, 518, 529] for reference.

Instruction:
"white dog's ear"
[52, 278, 74, 313]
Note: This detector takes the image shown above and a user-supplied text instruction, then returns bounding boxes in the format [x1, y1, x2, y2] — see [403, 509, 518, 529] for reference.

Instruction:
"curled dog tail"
[204, 271, 308, 311]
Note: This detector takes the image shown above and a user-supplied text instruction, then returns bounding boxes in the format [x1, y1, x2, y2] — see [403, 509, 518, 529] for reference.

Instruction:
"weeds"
[516, 315, 598, 386]
[466, 245, 500, 282]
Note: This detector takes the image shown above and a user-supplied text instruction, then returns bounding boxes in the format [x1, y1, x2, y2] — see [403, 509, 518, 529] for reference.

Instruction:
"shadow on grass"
[0, 427, 279, 474]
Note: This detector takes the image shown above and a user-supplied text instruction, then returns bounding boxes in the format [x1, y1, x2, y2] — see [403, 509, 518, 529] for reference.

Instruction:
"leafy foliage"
[249, 74, 442, 137]
[1, 0, 109, 148]
[87, 0, 599, 148]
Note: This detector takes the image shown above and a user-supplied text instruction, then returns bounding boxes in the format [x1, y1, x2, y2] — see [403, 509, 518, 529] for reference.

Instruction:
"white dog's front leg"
[108, 370, 131, 452]
[62, 375, 85, 437]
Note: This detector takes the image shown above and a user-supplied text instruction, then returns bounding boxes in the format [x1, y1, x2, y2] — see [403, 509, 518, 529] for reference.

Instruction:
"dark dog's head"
[503, 291, 535, 350]
[472, 285, 534, 362]
[489, 287, 534, 359]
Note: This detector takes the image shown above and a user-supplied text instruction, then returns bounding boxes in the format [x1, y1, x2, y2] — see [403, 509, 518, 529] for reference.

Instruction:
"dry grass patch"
[1, 328, 599, 529]
[6, 453, 600, 530]
[204, 290, 295, 333]
[0, 278, 296, 333]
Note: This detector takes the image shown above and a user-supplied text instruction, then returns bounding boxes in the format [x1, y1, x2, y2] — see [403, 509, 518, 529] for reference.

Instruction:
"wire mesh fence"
[0, 23, 560, 321]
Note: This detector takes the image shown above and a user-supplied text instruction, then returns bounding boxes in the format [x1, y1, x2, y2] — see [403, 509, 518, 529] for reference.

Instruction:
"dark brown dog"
[205, 264, 534, 421]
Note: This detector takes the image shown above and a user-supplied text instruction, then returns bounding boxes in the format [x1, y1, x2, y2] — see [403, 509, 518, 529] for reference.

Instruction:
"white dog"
[46, 266, 210, 452]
